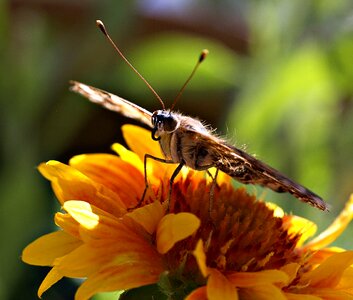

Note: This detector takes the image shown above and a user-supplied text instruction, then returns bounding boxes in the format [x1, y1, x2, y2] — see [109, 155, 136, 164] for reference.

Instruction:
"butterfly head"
[151, 110, 180, 141]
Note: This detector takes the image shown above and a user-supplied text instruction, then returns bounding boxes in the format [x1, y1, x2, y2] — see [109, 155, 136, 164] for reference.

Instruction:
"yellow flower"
[22, 125, 353, 300]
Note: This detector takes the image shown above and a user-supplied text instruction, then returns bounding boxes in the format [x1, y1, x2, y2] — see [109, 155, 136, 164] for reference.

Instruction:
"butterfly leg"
[133, 154, 175, 210]
[206, 168, 219, 215]
[166, 162, 184, 211]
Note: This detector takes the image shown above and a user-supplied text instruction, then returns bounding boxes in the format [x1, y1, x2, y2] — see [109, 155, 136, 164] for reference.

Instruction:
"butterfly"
[69, 79, 328, 211]
[69, 20, 329, 211]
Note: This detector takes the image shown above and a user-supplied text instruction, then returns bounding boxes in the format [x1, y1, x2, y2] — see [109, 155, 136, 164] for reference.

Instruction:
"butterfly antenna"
[170, 49, 208, 111]
[96, 20, 165, 109]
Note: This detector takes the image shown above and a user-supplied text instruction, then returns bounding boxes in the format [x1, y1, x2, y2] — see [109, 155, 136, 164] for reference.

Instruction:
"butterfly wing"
[192, 131, 329, 211]
[70, 81, 153, 128]
[70, 81, 328, 211]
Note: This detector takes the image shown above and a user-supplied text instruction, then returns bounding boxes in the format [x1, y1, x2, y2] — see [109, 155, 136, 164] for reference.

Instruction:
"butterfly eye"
[152, 111, 163, 126]
[153, 118, 161, 127]
[151, 114, 158, 126]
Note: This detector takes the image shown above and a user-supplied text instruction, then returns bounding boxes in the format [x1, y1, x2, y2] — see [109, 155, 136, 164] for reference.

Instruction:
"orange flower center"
[153, 173, 307, 287]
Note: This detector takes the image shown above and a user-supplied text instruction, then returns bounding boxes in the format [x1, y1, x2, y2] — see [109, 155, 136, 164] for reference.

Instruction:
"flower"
[22, 125, 353, 300]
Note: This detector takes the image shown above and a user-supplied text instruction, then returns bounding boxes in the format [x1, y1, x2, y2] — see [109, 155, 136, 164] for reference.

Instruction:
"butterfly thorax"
[151, 110, 216, 168]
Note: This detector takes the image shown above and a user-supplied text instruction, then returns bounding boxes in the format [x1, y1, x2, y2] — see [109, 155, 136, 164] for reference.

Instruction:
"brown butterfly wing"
[194, 132, 329, 211]
[70, 81, 153, 128]
[70, 82, 328, 211]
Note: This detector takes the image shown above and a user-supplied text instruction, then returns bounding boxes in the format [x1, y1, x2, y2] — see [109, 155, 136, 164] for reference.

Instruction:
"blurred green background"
[1, 0, 353, 299]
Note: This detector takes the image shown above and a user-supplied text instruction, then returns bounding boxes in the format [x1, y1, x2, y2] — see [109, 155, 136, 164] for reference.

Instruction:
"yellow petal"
[206, 168, 231, 186]
[112, 140, 161, 189]
[280, 263, 301, 287]
[301, 251, 353, 288]
[303, 195, 353, 250]
[238, 284, 287, 300]
[55, 228, 164, 278]
[54, 212, 80, 238]
[63, 201, 143, 243]
[126, 201, 165, 234]
[308, 247, 345, 265]
[266, 202, 284, 217]
[22, 230, 82, 266]
[305, 288, 353, 300]
[227, 270, 289, 287]
[38, 266, 63, 298]
[285, 293, 321, 300]
[122, 125, 163, 162]
[63, 200, 101, 229]
[121, 124, 180, 182]
[156, 212, 200, 254]
[64, 201, 157, 255]
[336, 266, 353, 290]
[69, 153, 145, 207]
[207, 269, 238, 300]
[185, 287, 207, 300]
[284, 215, 317, 247]
[55, 244, 102, 277]
[193, 239, 210, 278]
[38, 161, 126, 216]
[74, 260, 163, 300]
[216, 170, 231, 185]
[111, 143, 144, 173]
